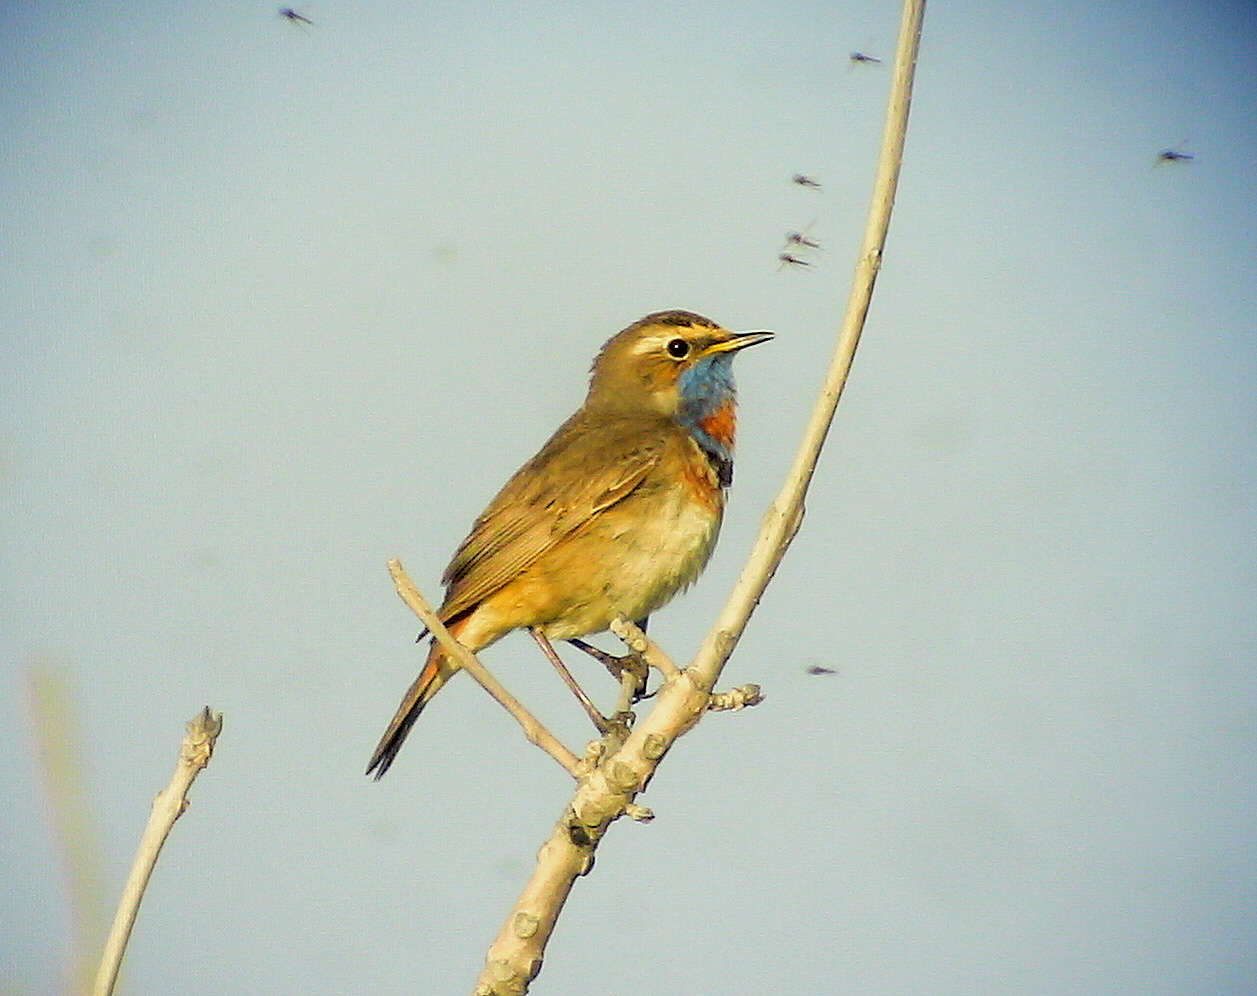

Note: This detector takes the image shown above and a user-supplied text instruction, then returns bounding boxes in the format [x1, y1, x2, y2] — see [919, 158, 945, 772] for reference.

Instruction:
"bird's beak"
[706, 329, 775, 354]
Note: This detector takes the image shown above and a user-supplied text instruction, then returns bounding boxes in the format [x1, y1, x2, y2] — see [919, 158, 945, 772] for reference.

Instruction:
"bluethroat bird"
[367, 310, 772, 778]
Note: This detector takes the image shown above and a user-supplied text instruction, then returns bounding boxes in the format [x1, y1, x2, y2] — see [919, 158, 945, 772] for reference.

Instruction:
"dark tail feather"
[364, 690, 425, 780]
[366, 642, 454, 779]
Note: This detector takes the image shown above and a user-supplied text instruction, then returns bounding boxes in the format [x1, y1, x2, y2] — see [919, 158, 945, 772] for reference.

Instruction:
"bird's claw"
[567, 638, 651, 700]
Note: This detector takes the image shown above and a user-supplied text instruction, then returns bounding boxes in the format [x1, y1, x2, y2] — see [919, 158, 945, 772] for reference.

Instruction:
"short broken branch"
[707, 683, 764, 712]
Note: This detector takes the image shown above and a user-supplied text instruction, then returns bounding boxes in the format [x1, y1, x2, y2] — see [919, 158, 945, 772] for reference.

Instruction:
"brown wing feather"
[436, 410, 666, 623]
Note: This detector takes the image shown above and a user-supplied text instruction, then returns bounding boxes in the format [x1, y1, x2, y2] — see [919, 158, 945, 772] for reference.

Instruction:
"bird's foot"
[567, 638, 651, 700]
[602, 709, 636, 743]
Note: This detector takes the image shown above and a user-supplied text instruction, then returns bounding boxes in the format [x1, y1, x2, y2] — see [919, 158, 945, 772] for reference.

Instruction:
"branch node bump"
[642, 732, 669, 760]
[576, 739, 605, 776]
[608, 616, 646, 653]
[685, 668, 713, 695]
[573, 796, 617, 830]
[480, 958, 527, 996]
[625, 803, 654, 822]
[605, 760, 640, 793]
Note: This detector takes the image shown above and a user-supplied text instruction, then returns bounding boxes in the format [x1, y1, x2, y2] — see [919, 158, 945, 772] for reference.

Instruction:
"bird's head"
[586, 311, 773, 420]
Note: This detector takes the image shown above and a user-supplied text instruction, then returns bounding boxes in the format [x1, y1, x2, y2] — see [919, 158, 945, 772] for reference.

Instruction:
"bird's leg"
[566, 638, 650, 700]
[569, 617, 651, 699]
[530, 628, 610, 733]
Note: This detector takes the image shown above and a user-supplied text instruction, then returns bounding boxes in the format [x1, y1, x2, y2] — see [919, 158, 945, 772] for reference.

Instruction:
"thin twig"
[387, 559, 582, 777]
[608, 616, 680, 679]
[92, 707, 222, 996]
[471, 3, 926, 992]
[613, 666, 640, 716]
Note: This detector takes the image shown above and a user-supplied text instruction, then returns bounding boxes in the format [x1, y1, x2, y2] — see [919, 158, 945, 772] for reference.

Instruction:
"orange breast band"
[698, 403, 736, 451]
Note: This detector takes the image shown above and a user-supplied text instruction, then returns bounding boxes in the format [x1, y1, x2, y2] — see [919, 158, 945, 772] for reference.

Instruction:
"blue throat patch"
[677, 353, 737, 486]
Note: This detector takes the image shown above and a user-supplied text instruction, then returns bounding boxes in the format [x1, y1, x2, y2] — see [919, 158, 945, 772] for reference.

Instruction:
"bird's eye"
[666, 338, 690, 359]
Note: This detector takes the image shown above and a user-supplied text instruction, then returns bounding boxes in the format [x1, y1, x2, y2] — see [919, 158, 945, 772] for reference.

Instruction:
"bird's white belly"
[540, 487, 723, 640]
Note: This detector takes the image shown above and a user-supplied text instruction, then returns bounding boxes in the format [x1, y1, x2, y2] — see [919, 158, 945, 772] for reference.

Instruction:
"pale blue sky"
[3, 2, 1256, 994]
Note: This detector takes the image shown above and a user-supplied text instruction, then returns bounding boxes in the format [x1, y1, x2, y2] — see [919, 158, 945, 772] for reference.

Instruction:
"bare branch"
[92, 708, 222, 996]
[476, 667, 712, 994]
[472, 3, 926, 990]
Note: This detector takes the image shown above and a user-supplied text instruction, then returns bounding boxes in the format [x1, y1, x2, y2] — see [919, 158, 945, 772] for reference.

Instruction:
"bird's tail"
[366, 629, 461, 779]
